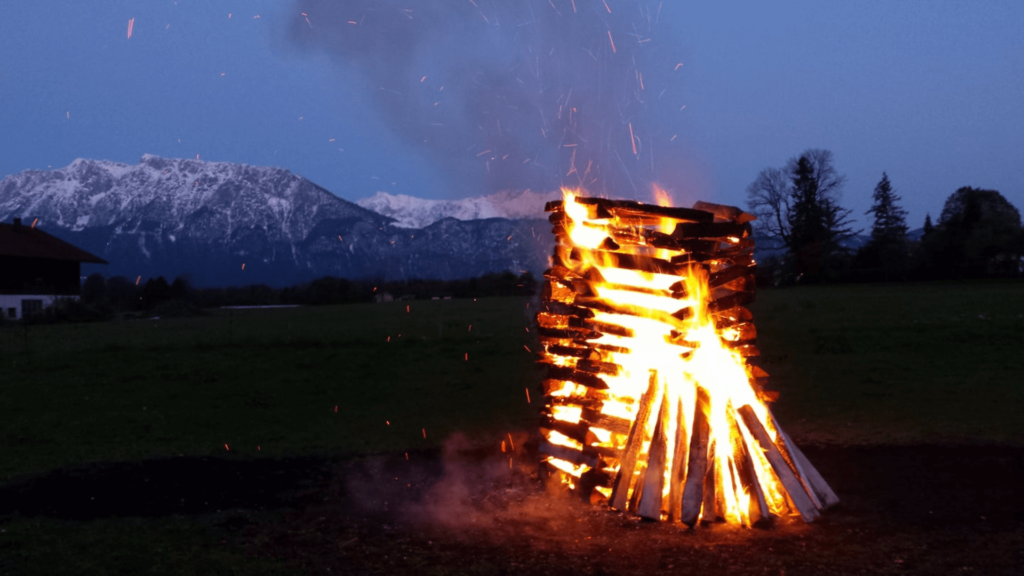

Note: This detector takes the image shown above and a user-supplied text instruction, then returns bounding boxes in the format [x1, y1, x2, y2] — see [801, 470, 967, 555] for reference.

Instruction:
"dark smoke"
[289, 0, 686, 200]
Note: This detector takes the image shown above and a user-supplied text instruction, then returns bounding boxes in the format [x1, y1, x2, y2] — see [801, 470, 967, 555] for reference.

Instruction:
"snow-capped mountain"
[0, 156, 552, 286]
[357, 190, 559, 228]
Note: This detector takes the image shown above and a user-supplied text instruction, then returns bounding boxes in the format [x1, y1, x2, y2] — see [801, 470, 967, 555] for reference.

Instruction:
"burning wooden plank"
[536, 190, 837, 528]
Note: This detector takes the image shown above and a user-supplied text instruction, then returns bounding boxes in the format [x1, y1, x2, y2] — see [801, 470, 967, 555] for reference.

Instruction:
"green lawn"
[0, 297, 543, 483]
[754, 280, 1024, 446]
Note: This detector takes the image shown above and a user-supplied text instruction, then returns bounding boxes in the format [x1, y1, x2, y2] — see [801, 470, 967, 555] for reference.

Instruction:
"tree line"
[5, 271, 537, 324]
[746, 148, 1023, 284]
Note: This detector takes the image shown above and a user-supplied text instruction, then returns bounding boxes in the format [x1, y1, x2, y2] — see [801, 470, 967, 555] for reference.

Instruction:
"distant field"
[2, 281, 1024, 482]
[0, 297, 543, 482]
[753, 280, 1024, 446]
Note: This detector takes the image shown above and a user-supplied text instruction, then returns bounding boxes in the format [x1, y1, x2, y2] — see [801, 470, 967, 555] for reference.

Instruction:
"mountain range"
[356, 190, 557, 228]
[0, 156, 553, 287]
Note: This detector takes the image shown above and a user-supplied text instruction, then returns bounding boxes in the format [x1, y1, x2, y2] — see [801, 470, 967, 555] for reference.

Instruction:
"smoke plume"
[289, 0, 686, 200]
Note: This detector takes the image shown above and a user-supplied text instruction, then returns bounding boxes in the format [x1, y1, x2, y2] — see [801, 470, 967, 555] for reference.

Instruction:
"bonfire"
[536, 190, 838, 527]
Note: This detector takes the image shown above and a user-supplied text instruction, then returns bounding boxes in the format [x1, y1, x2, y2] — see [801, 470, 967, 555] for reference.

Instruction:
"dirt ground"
[2, 441, 1021, 575]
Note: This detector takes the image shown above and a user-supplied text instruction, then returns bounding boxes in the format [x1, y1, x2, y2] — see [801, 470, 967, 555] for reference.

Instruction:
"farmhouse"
[0, 218, 107, 320]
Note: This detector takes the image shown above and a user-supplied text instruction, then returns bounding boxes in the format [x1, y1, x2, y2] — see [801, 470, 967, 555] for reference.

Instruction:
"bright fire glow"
[540, 189, 787, 526]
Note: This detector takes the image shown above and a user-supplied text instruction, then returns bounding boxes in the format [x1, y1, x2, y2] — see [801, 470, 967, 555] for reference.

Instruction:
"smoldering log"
[540, 417, 590, 445]
[707, 291, 756, 313]
[591, 343, 632, 355]
[581, 443, 624, 461]
[550, 395, 604, 411]
[575, 358, 621, 376]
[671, 221, 751, 241]
[609, 374, 660, 511]
[539, 300, 595, 320]
[539, 440, 600, 468]
[545, 366, 609, 390]
[544, 344, 593, 359]
[584, 319, 634, 338]
[737, 405, 820, 522]
[569, 196, 716, 223]
[679, 388, 711, 527]
[580, 408, 632, 435]
[691, 200, 757, 225]
[708, 264, 754, 289]
[563, 247, 682, 276]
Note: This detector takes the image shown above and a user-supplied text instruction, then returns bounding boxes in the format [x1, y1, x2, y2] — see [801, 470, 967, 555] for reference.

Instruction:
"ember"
[536, 191, 838, 527]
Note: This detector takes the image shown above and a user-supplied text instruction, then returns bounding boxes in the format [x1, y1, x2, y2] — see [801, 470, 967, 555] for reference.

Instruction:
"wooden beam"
[702, 440, 719, 524]
[737, 405, 820, 522]
[728, 405, 771, 527]
[539, 439, 600, 468]
[609, 372, 659, 511]
[769, 409, 840, 509]
[679, 388, 711, 527]
[667, 396, 689, 523]
[637, 391, 669, 520]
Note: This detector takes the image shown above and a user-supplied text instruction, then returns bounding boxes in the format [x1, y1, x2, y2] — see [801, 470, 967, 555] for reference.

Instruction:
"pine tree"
[783, 153, 856, 277]
[860, 172, 909, 275]
[866, 172, 908, 245]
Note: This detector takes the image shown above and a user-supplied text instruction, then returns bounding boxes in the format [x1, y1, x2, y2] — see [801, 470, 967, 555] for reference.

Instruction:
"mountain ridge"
[0, 156, 552, 287]
[356, 189, 559, 228]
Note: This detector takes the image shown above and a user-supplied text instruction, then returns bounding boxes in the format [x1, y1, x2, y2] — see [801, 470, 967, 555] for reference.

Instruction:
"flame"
[540, 189, 787, 526]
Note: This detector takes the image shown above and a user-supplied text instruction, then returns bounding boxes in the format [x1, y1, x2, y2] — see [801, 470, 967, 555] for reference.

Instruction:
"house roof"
[0, 220, 108, 264]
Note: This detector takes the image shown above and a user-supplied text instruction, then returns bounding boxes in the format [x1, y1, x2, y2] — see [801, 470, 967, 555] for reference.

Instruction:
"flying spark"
[127, 18, 134, 39]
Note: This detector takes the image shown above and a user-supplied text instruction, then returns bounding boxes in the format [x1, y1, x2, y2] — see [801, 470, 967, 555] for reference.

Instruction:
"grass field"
[0, 297, 547, 483]
[1, 281, 1022, 574]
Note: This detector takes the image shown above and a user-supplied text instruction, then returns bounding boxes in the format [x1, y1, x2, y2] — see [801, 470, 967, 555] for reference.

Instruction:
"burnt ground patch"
[1, 444, 1021, 575]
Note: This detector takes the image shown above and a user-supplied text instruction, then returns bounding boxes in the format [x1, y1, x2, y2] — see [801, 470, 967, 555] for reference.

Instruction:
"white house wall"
[0, 294, 78, 320]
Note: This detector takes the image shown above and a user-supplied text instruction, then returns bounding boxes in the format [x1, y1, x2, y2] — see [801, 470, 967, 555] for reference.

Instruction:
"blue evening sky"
[1, 1, 1021, 229]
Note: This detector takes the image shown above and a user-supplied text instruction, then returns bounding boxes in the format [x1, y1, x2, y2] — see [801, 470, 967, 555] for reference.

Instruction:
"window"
[21, 299, 43, 317]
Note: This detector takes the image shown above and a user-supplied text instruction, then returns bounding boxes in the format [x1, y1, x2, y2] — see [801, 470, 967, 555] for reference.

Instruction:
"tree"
[858, 172, 909, 273]
[746, 148, 857, 279]
[81, 273, 107, 304]
[141, 276, 172, 309]
[170, 276, 192, 301]
[927, 187, 1023, 276]
[866, 173, 908, 244]
[922, 213, 934, 239]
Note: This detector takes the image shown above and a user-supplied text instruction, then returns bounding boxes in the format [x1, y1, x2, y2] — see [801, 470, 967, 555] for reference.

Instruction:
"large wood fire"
[536, 191, 838, 527]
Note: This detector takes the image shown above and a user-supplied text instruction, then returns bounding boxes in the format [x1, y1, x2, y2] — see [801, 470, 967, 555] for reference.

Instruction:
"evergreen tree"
[860, 172, 909, 274]
[866, 173, 908, 244]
